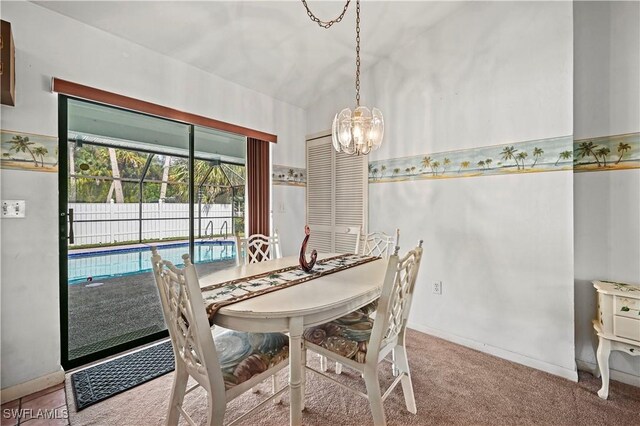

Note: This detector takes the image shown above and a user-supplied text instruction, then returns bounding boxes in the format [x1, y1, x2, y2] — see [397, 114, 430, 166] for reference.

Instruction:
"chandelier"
[302, 0, 384, 155]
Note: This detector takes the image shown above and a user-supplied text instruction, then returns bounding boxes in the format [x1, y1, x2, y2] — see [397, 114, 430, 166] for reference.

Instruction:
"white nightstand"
[593, 280, 640, 399]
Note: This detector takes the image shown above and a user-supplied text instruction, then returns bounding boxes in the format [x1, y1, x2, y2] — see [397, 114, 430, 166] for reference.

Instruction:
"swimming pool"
[68, 241, 235, 284]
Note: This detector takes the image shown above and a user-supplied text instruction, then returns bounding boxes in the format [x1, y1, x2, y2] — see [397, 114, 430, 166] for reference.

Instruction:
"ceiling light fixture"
[302, 0, 384, 155]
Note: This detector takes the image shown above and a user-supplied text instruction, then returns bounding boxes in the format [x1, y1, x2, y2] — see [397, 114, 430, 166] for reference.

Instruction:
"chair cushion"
[356, 299, 379, 316]
[303, 311, 373, 363]
[216, 330, 289, 389]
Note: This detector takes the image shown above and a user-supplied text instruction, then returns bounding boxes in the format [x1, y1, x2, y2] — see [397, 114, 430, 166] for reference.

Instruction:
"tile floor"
[1, 383, 69, 426]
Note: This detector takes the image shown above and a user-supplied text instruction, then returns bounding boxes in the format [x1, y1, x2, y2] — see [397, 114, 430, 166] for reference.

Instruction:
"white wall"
[574, 1, 640, 382]
[0, 1, 305, 390]
[307, 1, 576, 378]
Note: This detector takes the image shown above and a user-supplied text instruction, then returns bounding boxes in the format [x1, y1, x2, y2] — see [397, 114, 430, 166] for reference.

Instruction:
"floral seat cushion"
[303, 311, 373, 363]
[215, 330, 289, 389]
[356, 299, 379, 316]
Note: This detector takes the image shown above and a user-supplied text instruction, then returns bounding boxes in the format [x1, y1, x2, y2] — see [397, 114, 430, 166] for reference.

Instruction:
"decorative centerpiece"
[299, 225, 317, 272]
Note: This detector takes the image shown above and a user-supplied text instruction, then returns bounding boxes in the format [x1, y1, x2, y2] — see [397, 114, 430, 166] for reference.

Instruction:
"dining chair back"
[323, 227, 401, 374]
[151, 248, 289, 426]
[304, 241, 424, 426]
[236, 230, 282, 266]
[355, 228, 400, 258]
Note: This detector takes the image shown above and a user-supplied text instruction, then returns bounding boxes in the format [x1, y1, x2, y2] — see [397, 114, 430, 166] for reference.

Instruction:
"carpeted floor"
[65, 329, 640, 425]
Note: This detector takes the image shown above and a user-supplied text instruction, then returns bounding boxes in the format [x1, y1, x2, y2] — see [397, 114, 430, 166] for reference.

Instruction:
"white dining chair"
[356, 228, 400, 258]
[304, 241, 424, 426]
[234, 231, 285, 394]
[151, 248, 290, 426]
[324, 228, 400, 375]
[235, 230, 282, 266]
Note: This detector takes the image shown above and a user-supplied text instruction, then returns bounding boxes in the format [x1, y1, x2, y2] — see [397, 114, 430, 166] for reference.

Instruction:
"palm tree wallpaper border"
[273, 164, 305, 186]
[573, 133, 639, 172]
[367, 133, 639, 183]
[1, 130, 58, 172]
[3, 129, 638, 181]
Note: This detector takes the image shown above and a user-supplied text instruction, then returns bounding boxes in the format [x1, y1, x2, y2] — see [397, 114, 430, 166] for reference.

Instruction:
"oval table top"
[198, 253, 387, 330]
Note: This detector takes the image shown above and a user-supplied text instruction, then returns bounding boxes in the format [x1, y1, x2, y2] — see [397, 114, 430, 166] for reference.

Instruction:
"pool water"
[68, 241, 235, 284]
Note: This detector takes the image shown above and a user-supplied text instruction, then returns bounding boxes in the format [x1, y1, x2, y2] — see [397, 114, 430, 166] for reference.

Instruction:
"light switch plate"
[2, 200, 26, 218]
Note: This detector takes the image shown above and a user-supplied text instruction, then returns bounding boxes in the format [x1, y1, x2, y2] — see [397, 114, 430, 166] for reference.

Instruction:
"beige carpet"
[66, 330, 640, 425]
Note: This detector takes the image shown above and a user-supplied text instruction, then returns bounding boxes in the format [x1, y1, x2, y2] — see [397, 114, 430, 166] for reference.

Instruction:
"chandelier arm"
[301, 0, 352, 29]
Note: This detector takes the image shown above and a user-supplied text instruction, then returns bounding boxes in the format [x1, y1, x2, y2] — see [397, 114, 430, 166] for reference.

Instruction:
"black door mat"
[71, 341, 174, 411]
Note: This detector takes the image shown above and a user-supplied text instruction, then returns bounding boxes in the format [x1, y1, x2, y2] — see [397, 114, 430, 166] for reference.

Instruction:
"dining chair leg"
[272, 374, 282, 404]
[363, 366, 386, 426]
[391, 349, 399, 377]
[205, 388, 226, 426]
[166, 361, 189, 426]
[394, 345, 417, 414]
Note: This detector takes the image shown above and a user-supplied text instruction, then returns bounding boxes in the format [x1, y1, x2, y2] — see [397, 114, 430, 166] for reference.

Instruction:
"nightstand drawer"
[613, 315, 640, 342]
[614, 295, 640, 319]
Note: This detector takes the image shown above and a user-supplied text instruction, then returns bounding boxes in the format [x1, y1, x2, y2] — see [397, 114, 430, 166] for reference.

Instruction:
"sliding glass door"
[59, 97, 246, 369]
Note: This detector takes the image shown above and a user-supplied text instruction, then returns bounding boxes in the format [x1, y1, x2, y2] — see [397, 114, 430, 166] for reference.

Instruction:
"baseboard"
[408, 323, 579, 382]
[0, 368, 65, 404]
[576, 359, 640, 387]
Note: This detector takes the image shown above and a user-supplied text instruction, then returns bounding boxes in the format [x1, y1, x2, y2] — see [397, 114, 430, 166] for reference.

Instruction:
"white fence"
[69, 202, 235, 246]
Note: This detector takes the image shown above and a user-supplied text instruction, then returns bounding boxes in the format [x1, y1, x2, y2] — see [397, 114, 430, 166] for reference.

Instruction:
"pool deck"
[68, 257, 236, 360]
[68, 237, 236, 254]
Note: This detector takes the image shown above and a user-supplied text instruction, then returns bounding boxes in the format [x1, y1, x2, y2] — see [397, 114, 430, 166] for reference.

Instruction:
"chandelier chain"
[355, 0, 361, 106]
[301, 0, 351, 29]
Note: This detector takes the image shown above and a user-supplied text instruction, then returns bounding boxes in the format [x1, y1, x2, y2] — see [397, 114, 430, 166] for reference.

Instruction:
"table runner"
[202, 254, 379, 324]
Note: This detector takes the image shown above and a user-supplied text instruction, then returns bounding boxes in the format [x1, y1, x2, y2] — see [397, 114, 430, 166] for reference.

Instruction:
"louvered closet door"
[306, 134, 367, 254]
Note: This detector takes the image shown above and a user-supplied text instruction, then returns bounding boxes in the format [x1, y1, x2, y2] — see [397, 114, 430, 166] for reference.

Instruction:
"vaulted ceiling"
[35, 1, 464, 108]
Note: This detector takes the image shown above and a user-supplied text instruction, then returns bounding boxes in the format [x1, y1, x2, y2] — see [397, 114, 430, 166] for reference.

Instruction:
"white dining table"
[198, 253, 386, 426]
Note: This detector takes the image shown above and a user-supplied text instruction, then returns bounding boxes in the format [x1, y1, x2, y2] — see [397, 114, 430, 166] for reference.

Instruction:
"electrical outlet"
[433, 281, 442, 295]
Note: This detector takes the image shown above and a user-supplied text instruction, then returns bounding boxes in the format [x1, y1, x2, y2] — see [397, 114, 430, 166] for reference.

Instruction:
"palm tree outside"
[159, 156, 172, 201]
[616, 143, 631, 164]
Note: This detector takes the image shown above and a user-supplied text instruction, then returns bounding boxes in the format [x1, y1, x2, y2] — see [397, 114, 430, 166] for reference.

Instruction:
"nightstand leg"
[596, 336, 611, 399]
[590, 328, 601, 378]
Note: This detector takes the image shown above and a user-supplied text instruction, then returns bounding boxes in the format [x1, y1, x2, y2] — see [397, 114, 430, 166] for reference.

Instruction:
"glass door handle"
[67, 208, 75, 244]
